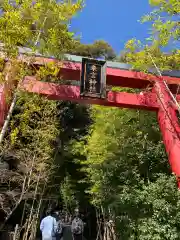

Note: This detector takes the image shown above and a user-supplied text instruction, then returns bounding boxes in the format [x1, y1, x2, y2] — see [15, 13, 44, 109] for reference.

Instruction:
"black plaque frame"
[80, 58, 107, 99]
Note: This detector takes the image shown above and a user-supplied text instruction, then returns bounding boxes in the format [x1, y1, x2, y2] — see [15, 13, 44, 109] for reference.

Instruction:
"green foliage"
[82, 107, 166, 201]
[75, 106, 180, 239]
[52, 101, 92, 206]
[121, 0, 180, 72]
[114, 175, 180, 239]
[36, 62, 61, 82]
[0, 0, 83, 57]
[144, 0, 180, 45]
[70, 40, 116, 60]
[124, 39, 180, 72]
[60, 175, 77, 208]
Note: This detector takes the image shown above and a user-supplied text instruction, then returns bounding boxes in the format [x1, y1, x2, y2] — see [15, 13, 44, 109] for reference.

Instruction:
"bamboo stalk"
[23, 170, 41, 240]
[0, 61, 15, 144]
[20, 156, 36, 226]
[30, 181, 47, 240]
[0, 94, 17, 144]
[13, 224, 19, 240]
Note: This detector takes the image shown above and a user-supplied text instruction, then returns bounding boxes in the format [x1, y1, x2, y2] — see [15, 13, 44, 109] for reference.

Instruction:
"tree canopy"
[124, 0, 180, 71]
[70, 40, 116, 60]
[0, 0, 83, 57]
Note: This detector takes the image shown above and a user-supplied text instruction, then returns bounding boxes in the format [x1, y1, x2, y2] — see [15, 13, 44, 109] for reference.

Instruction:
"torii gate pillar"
[155, 80, 180, 186]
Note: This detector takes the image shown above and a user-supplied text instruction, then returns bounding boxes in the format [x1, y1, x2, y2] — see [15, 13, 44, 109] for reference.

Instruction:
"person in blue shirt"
[40, 211, 58, 240]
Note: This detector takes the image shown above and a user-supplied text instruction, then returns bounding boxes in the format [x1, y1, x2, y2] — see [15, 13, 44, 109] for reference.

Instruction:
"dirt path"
[62, 225, 73, 240]
[62, 225, 86, 240]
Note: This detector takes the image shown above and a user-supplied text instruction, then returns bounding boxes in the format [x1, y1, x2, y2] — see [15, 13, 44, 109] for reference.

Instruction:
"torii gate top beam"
[18, 54, 180, 91]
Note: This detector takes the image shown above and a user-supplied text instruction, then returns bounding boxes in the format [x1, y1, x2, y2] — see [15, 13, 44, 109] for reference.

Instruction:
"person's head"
[74, 208, 79, 217]
[51, 210, 59, 218]
[46, 209, 51, 216]
[55, 211, 59, 217]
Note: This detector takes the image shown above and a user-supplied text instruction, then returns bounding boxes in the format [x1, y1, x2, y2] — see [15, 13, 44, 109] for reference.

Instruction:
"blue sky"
[70, 0, 153, 54]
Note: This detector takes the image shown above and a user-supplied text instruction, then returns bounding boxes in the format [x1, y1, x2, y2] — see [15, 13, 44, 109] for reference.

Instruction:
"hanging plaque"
[80, 58, 106, 99]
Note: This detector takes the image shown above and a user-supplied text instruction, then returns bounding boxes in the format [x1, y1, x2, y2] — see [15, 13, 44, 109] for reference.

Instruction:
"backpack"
[56, 220, 63, 235]
[72, 218, 83, 234]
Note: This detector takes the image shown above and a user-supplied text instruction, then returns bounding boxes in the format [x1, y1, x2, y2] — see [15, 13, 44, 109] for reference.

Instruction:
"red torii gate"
[1, 54, 180, 186]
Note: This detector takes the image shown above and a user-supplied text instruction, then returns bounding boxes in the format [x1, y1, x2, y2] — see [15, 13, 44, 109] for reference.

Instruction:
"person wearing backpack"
[71, 214, 84, 240]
